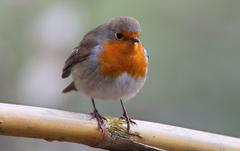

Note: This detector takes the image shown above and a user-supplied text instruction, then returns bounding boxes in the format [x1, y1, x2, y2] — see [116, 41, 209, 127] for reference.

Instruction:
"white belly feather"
[71, 63, 146, 101]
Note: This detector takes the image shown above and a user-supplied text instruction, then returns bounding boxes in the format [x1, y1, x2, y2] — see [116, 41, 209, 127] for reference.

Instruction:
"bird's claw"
[120, 115, 136, 131]
[90, 110, 106, 131]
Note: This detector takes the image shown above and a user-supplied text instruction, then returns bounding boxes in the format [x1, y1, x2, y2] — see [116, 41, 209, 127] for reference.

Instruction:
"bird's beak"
[132, 38, 140, 43]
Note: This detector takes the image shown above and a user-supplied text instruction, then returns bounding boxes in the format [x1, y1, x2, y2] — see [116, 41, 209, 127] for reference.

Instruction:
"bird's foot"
[90, 110, 106, 131]
[120, 114, 136, 131]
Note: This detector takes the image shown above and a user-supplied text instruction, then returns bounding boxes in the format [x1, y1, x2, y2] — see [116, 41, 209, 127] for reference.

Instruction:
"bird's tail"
[62, 81, 77, 93]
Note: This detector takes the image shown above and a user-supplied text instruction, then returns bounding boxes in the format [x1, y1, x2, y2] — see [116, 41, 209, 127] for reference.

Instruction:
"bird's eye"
[115, 32, 123, 40]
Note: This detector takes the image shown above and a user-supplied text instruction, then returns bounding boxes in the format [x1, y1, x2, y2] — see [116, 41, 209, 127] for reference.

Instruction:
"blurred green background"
[0, 0, 240, 151]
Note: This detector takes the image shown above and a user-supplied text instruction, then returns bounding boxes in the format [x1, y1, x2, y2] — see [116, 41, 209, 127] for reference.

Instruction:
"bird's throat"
[98, 40, 147, 78]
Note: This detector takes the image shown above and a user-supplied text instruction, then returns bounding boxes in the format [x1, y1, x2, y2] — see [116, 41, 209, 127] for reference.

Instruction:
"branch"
[0, 103, 239, 151]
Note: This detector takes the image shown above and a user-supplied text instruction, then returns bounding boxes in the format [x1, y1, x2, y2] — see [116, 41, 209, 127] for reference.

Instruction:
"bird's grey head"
[107, 16, 141, 33]
[104, 16, 141, 42]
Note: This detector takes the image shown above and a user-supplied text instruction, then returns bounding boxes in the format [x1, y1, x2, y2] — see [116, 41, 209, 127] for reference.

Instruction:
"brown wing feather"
[61, 46, 89, 78]
[61, 24, 105, 79]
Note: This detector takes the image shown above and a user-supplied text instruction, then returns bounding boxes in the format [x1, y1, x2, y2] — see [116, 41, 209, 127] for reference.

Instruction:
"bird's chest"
[90, 72, 146, 100]
[98, 41, 147, 78]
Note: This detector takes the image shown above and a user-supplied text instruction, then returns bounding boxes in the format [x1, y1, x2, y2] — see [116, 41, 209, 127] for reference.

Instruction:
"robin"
[62, 16, 148, 131]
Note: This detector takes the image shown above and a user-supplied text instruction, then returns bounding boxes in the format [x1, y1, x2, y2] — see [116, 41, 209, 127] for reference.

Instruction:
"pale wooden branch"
[0, 103, 239, 151]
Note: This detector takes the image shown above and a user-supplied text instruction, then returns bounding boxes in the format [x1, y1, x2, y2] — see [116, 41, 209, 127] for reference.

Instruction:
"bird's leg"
[90, 98, 106, 130]
[119, 99, 136, 131]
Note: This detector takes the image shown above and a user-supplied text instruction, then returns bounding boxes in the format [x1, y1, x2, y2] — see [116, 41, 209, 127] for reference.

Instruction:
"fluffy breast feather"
[98, 40, 148, 79]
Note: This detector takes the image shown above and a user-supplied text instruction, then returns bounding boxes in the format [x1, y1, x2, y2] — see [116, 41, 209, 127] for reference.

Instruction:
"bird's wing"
[61, 39, 99, 79]
[62, 48, 85, 78]
[61, 24, 106, 79]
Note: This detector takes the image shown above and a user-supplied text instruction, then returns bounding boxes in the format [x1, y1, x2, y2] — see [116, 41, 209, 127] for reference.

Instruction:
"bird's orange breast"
[98, 40, 147, 78]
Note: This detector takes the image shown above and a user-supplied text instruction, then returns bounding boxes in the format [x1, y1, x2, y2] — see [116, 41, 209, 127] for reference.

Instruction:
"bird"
[61, 16, 148, 131]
